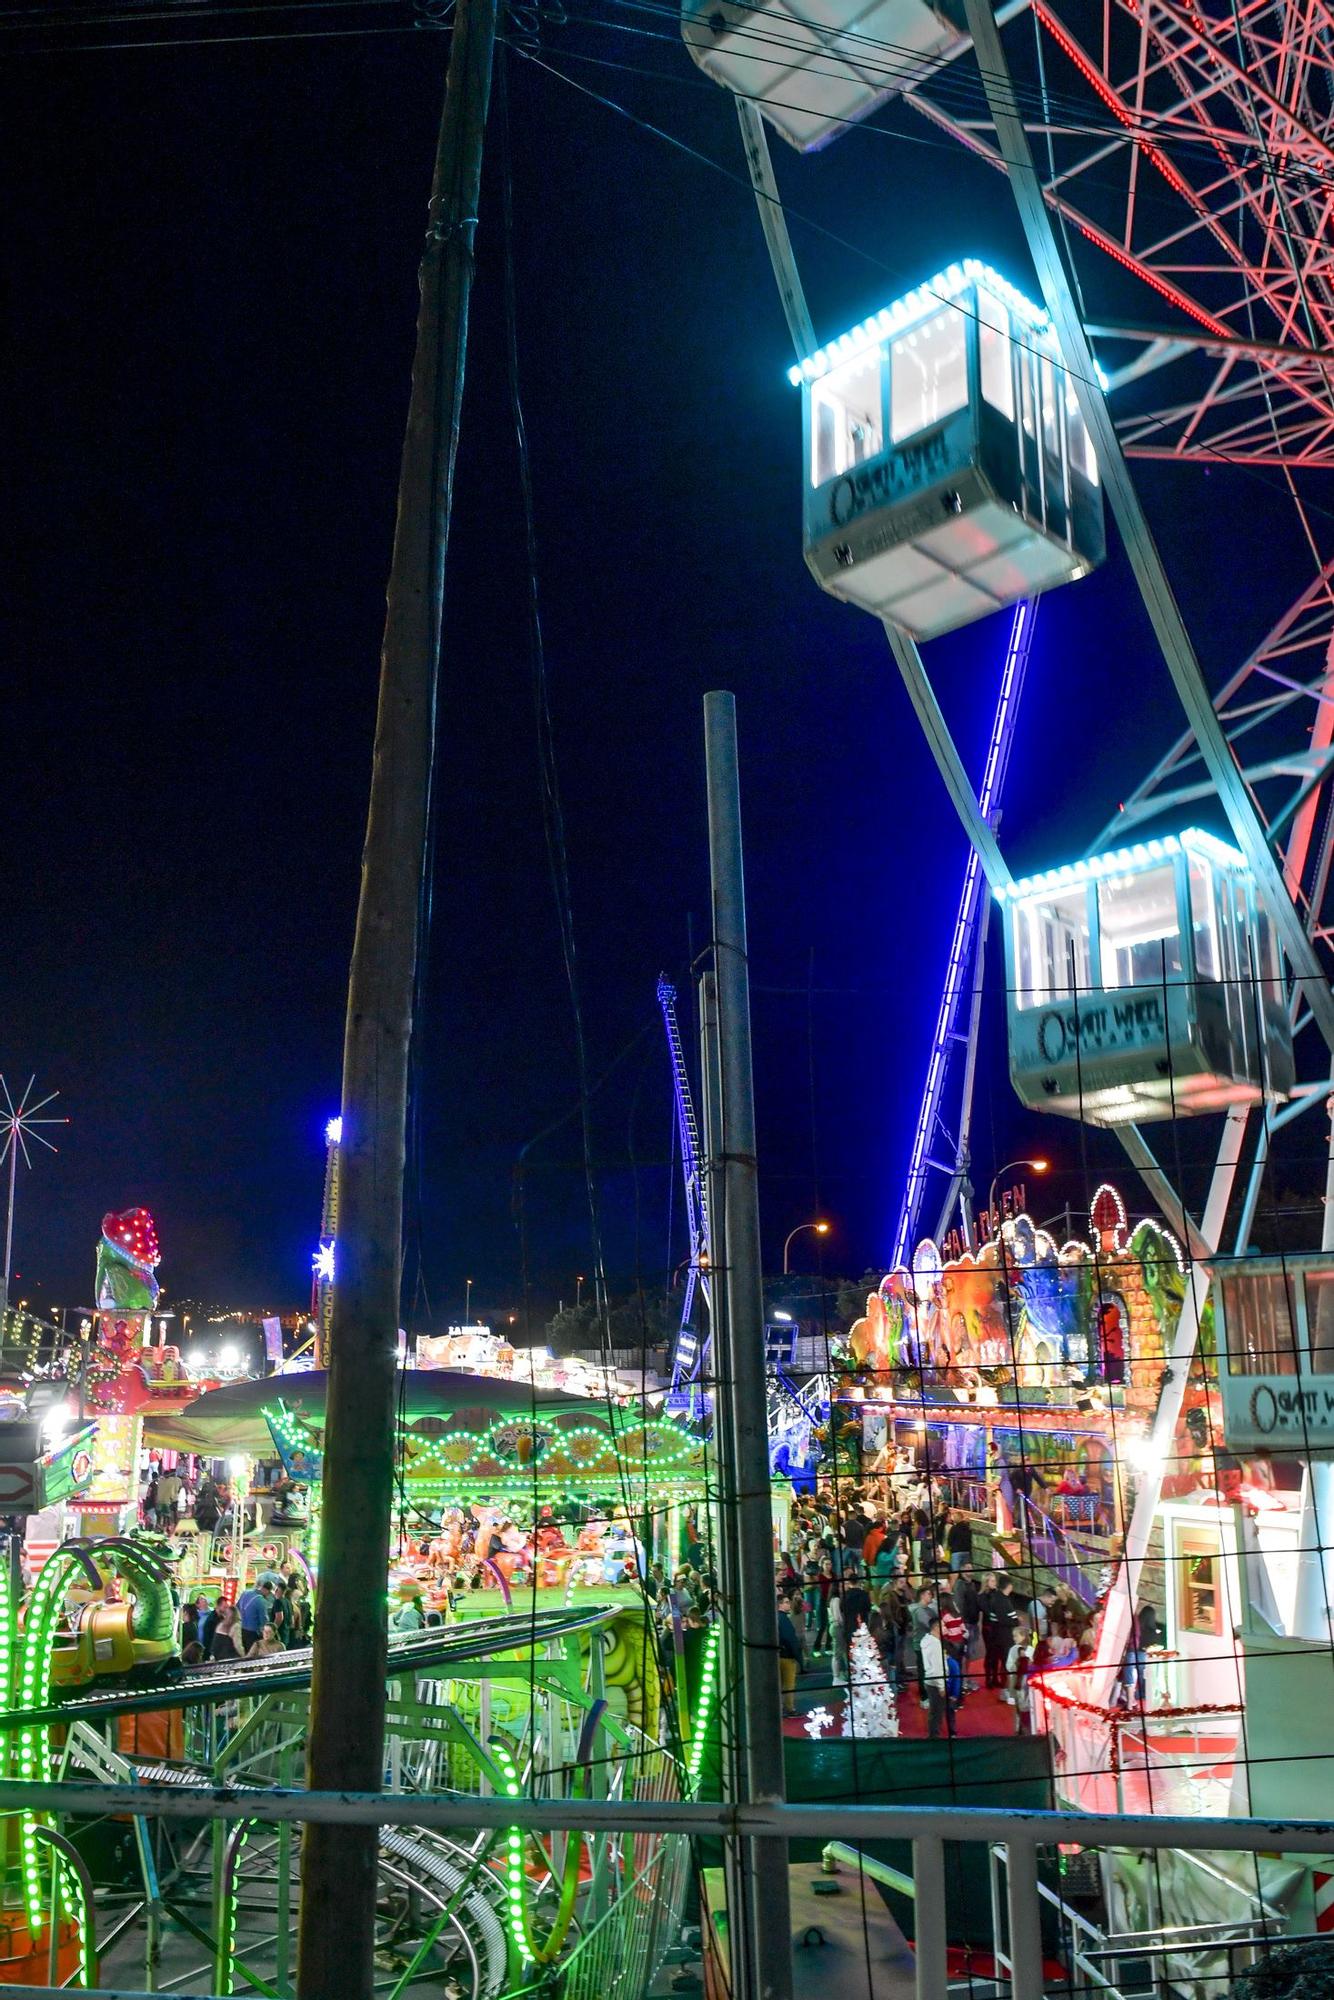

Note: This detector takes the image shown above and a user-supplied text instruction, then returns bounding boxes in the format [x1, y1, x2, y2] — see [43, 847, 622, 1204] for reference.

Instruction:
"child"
[1006, 1619, 1034, 1735]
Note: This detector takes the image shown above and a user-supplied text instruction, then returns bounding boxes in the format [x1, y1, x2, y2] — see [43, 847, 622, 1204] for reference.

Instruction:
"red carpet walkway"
[783, 1677, 1026, 1740]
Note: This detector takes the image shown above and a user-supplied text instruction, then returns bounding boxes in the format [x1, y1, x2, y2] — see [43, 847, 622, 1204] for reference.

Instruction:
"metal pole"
[704, 692, 793, 2000]
[295, 0, 498, 1991]
[913, 1834, 948, 2000]
[1, 1134, 18, 1324]
[1005, 1839, 1045, 2000]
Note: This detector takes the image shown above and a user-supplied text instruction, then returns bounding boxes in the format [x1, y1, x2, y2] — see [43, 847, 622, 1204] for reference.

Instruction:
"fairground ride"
[0, 1567, 696, 1996]
[681, 0, 1334, 1945]
[0, 1370, 715, 1991]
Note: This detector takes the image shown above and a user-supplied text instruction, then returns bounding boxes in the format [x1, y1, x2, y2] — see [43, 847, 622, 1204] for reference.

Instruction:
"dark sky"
[0, 7, 1323, 1320]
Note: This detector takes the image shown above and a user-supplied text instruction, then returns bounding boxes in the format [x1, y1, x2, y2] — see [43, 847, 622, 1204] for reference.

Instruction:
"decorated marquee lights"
[786, 259, 1051, 388]
[990, 827, 1246, 905]
[264, 1404, 705, 1501]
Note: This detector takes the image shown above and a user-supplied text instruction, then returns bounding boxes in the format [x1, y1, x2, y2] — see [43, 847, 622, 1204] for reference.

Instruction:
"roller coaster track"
[2, 1602, 625, 1727]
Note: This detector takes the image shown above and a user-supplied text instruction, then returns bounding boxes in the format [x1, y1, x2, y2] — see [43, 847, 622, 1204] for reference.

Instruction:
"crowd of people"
[774, 1487, 1136, 1737]
[140, 1464, 307, 1537]
[179, 1571, 311, 1663]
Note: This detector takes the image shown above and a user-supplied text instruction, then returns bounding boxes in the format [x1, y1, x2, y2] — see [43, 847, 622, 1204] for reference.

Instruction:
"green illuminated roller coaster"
[0, 1540, 708, 1998]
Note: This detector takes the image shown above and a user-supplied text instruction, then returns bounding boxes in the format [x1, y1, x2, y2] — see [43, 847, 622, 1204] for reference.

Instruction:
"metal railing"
[3, 1781, 1332, 2000]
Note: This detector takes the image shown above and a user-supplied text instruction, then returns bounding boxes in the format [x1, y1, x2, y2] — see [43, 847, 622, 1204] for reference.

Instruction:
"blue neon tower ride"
[891, 600, 1036, 1265]
[658, 976, 712, 1397]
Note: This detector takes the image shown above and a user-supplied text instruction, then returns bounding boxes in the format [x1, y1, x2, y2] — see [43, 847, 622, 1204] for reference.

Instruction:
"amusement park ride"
[672, 0, 1334, 1951]
[5, 0, 1334, 1991]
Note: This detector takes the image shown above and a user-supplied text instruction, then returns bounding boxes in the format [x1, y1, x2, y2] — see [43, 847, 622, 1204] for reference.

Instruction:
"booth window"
[1019, 348, 1036, 441]
[1013, 888, 1091, 1008]
[1098, 865, 1184, 987]
[1220, 1270, 1298, 1375]
[1256, 905, 1282, 1000]
[977, 289, 1014, 419]
[811, 350, 883, 488]
[890, 308, 967, 444]
[1306, 1271, 1334, 1371]
[1039, 356, 1060, 460]
[1175, 1524, 1223, 1636]
[1066, 391, 1098, 486]
[1189, 857, 1218, 980]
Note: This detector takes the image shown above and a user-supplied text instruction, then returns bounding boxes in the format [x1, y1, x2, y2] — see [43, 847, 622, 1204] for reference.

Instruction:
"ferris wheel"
[681, 0, 1334, 1224]
[679, 0, 1334, 1691]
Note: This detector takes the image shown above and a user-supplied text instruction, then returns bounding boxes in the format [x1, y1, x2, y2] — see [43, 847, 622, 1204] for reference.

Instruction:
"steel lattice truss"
[895, 0, 1334, 1075]
[908, 0, 1334, 467]
[1095, 550, 1334, 975]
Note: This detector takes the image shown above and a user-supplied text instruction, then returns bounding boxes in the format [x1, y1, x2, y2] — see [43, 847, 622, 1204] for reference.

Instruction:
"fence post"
[1005, 1838, 1045, 2000]
[913, 1833, 947, 2000]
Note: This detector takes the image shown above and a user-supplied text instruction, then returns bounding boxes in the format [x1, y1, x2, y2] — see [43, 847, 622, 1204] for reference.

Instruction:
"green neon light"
[17, 1550, 86, 1930]
[489, 1742, 537, 1967]
[685, 1625, 721, 1796]
[54, 1853, 92, 1989]
[263, 1407, 702, 1484]
[215, 1820, 253, 1995]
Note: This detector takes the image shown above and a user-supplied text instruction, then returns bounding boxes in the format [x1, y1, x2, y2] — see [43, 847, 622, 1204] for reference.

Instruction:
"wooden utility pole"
[295, 0, 498, 1991]
[703, 693, 793, 2000]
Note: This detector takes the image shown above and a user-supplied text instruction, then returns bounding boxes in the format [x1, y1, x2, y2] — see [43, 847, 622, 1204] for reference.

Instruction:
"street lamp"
[782, 1220, 831, 1274]
[987, 1158, 1050, 1226]
[576, 1274, 585, 1310]
[464, 1277, 473, 1324]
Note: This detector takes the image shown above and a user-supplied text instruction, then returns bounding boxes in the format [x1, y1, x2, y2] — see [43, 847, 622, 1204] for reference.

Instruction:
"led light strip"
[490, 1741, 539, 1967]
[215, 1819, 254, 1995]
[787, 258, 1051, 386]
[53, 1853, 92, 1989]
[685, 1625, 721, 1796]
[17, 1551, 84, 1929]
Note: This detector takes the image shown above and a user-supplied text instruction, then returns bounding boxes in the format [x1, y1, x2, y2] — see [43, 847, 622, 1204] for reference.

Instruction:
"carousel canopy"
[141, 1368, 595, 1458]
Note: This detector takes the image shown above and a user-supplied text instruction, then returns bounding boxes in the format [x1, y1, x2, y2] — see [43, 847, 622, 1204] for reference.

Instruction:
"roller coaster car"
[48, 1602, 179, 1691]
[33, 1536, 181, 1694]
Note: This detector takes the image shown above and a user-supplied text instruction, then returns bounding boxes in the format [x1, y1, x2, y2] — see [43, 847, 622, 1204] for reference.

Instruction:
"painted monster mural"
[847, 1184, 1186, 1400]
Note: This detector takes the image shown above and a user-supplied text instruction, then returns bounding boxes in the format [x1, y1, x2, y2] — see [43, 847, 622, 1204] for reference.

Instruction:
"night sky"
[0, 7, 1324, 1320]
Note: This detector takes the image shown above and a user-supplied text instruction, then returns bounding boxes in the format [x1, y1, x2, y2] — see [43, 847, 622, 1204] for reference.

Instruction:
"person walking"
[921, 1615, 953, 1739]
[980, 1574, 1014, 1691]
[953, 1563, 981, 1672]
[193, 1477, 220, 1535]
[787, 1586, 810, 1669]
[209, 1604, 241, 1662]
[236, 1579, 272, 1654]
[1007, 1619, 1034, 1733]
[777, 1594, 803, 1717]
[910, 1585, 936, 1698]
[946, 1511, 973, 1573]
[806, 1555, 835, 1654]
[841, 1508, 868, 1578]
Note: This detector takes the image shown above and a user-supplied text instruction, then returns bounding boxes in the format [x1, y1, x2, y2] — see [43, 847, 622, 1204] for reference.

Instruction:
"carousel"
[145, 1368, 711, 1616]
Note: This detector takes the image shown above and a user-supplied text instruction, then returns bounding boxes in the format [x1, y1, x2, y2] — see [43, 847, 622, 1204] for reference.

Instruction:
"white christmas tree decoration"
[803, 1705, 833, 1739]
[842, 1624, 898, 1739]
